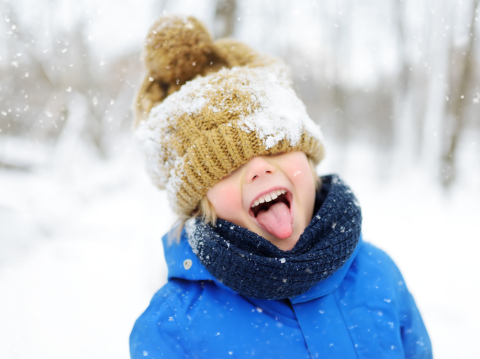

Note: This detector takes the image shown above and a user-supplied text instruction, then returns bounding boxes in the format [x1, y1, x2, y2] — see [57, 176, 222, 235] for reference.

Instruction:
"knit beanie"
[134, 14, 325, 216]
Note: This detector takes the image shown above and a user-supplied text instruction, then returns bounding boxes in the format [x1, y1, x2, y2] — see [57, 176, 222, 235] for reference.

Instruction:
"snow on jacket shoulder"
[130, 232, 432, 359]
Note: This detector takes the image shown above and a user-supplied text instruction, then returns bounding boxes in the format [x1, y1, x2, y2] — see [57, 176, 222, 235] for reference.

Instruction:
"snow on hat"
[134, 14, 325, 216]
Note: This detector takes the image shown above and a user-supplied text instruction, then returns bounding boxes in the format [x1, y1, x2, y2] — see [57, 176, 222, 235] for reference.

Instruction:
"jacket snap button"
[183, 259, 192, 270]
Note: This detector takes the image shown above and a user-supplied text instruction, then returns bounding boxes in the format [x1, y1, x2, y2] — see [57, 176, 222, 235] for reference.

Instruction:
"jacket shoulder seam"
[152, 280, 187, 300]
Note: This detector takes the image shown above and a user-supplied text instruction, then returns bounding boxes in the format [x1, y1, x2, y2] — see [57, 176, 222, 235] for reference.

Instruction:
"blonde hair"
[170, 155, 321, 242]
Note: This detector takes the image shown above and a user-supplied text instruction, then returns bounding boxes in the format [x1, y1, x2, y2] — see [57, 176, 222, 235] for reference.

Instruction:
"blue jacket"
[130, 232, 432, 358]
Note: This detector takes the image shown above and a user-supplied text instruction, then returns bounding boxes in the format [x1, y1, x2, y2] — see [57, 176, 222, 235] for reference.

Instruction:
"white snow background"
[1, 134, 479, 358]
[1, 0, 480, 357]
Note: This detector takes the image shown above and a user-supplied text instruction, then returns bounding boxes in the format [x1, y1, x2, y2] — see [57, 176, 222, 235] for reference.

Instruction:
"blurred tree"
[1, 0, 478, 187]
[421, 0, 450, 182]
[0, 0, 141, 169]
[331, 1, 350, 145]
[215, 0, 237, 38]
[443, 0, 479, 187]
[393, 0, 418, 173]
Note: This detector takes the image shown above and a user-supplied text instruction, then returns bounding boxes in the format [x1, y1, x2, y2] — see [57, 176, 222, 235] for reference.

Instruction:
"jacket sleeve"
[130, 292, 194, 359]
[362, 243, 433, 358]
[379, 250, 433, 359]
[398, 283, 433, 359]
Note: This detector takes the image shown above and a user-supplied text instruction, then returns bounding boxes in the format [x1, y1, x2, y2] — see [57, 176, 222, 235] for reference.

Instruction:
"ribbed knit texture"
[185, 175, 362, 300]
[134, 15, 325, 216]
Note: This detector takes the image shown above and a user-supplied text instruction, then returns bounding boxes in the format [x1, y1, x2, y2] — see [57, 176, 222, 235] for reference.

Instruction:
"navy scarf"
[186, 175, 362, 300]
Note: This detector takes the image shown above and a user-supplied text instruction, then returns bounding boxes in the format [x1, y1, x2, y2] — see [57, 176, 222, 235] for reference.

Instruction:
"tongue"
[257, 202, 293, 239]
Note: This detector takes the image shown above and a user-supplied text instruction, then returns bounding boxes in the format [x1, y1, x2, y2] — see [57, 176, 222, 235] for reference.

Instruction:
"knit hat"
[134, 14, 325, 216]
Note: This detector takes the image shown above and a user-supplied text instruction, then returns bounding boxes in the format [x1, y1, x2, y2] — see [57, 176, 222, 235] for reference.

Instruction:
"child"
[130, 15, 432, 359]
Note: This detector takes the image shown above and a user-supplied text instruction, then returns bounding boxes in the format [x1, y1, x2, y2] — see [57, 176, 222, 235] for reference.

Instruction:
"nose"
[244, 156, 276, 183]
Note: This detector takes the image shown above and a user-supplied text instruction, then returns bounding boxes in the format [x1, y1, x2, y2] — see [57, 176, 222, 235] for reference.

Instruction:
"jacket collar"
[163, 230, 363, 302]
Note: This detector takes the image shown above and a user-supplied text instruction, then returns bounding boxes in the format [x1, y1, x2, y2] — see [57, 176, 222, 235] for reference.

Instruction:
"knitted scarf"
[185, 175, 362, 300]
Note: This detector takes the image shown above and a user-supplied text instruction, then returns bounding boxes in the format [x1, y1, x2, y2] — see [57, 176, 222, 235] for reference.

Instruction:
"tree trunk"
[215, 0, 237, 38]
[421, 0, 450, 183]
[392, 0, 418, 175]
[442, 0, 479, 187]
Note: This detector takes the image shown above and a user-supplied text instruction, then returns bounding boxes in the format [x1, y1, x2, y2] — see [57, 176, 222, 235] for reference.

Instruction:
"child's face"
[206, 151, 316, 251]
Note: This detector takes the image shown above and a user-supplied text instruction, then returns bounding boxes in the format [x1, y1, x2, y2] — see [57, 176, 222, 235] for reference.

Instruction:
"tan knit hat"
[134, 14, 325, 216]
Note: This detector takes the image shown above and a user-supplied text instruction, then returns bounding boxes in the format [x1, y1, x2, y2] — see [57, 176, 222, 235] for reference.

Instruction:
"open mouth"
[249, 189, 292, 218]
[248, 188, 294, 239]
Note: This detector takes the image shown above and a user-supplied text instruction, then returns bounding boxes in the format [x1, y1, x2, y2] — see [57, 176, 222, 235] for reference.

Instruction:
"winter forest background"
[0, 0, 479, 357]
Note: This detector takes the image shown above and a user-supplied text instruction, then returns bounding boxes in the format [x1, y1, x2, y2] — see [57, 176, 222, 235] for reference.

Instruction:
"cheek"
[292, 170, 315, 198]
[206, 181, 243, 220]
[282, 154, 315, 197]
[284, 158, 313, 185]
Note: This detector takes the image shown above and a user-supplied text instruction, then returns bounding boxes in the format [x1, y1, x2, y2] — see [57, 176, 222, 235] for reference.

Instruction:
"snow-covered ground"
[0, 135, 479, 358]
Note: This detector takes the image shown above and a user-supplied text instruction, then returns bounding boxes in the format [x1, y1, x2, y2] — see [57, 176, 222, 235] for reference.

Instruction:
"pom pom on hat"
[134, 15, 278, 125]
[143, 15, 214, 84]
[134, 15, 325, 216]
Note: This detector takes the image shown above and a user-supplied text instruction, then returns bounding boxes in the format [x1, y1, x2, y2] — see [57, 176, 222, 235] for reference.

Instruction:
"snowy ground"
[0, 135, 479, 358]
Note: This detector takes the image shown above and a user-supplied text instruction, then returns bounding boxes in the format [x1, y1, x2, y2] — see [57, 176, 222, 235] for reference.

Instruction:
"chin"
[270, 233, 300, 251]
